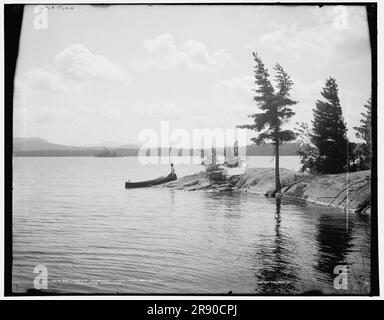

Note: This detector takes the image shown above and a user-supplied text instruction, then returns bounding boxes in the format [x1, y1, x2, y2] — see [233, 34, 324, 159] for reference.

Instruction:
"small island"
[94, 149, 119, 157]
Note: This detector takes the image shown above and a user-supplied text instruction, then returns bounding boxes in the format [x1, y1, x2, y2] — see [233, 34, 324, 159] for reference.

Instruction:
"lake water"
[12, 156, 371, 294]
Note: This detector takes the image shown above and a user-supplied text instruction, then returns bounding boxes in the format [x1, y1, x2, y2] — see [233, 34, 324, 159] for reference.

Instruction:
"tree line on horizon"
[237, 52, 372, 195]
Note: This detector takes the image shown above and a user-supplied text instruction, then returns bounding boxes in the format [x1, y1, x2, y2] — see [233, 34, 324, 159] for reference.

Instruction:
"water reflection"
[203, 192, 243, 219]
[315, 212, 354, 279]
[255, 198, 299, 294]
[13, 157, 372, 294]
[169, 189, 175, 211]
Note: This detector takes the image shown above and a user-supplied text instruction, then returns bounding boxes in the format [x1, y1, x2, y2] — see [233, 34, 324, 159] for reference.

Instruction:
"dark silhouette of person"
[170, 163, 176, 176]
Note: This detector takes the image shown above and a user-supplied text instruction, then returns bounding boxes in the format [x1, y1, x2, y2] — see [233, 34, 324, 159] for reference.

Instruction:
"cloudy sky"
[14, 4, 372, 146]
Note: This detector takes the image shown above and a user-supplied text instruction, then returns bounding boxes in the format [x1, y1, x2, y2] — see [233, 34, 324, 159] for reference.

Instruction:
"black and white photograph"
[3, 1, 378, 297]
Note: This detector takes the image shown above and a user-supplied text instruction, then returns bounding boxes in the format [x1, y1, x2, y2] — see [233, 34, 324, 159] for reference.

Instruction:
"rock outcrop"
[162, 168, 371, 213]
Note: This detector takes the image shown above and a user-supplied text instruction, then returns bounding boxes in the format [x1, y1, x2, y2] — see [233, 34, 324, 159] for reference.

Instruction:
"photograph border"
[3, 1, 379, 297]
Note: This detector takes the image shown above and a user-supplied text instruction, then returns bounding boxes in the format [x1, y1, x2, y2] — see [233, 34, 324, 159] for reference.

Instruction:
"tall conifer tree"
[354, 97, 372, 169]
[238, 53, 296, 194]
[311, 77, 349, 173]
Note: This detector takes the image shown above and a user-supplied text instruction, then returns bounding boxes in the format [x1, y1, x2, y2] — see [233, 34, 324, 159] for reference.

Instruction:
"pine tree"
[354, 97, 372, 169]
[295, 122, 320, 174]
[237, 53, 297, 194]
[311, 77, 349, 173]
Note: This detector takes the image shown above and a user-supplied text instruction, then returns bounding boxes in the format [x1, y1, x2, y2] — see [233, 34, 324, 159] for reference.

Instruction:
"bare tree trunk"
[275, 139, 281, 195]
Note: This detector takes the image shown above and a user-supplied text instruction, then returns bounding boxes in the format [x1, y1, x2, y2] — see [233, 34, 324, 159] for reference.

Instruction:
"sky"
[13, 4, 372, 146]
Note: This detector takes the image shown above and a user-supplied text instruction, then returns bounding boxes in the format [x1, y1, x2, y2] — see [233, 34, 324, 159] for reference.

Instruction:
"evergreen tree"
[311, 77, 349, 173]
[237, 53, 297, 194]
[354, 97, 372, 169]
[295, 122, 320, 174]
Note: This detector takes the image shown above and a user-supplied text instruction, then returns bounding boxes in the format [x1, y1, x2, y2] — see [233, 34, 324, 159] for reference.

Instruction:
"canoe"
[125, 174, 177, 188]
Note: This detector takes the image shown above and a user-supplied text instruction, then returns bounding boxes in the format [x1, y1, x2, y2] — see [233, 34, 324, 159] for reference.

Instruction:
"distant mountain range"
[13, 137, 299, 157]
[13, 137, 139, 157]
[14, 137, 84, 151]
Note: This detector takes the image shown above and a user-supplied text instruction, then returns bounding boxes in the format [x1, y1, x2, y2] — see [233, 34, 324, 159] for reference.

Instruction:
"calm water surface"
[12, 157, 371, 294]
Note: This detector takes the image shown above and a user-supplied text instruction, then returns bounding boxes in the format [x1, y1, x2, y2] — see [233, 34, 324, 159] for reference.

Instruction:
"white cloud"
[131, 34, 232, 72]
[214, 74, 326, 131]
[13, 79, 30, 109]
[24, 67, 68, 91]
[311, 5, 368, 39]
[216, 75, 324, 108]
[251, 6, 369, 66]
[291, 78, 324, 106]
[133, 102, 183, 120]
[259, 25, 329, 60]
[22, 44, 130, 92]
[216, 76, 253, 93]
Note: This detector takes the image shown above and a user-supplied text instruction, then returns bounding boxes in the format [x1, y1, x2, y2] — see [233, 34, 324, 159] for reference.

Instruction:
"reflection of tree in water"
[255, 198, 299, 294]
[315, 212, 354, 279]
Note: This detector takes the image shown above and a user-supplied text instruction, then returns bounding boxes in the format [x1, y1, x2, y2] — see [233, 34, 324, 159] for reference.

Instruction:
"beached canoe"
[125, 174, 177, 188]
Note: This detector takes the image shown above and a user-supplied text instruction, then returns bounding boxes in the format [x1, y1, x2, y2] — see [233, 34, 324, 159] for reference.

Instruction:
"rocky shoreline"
[162, 168, 371, 214]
